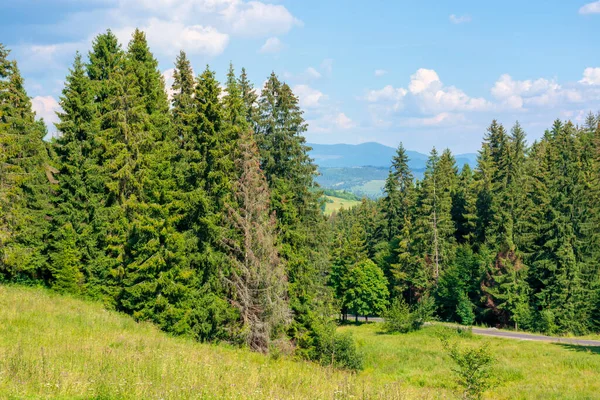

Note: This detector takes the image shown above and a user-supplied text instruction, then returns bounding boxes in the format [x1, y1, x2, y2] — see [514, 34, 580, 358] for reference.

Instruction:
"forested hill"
[1, 28, 600, 371]
[308, 142, 478, 169]
[309, 142, 478, 197]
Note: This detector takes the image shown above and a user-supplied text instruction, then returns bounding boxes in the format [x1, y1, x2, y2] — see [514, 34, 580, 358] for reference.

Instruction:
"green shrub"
[303, 320, 364, 371]
[456, 292, 476, 326]
[383, 298, 413, 333]
[411, 295, 435, 330]
[383, 296, 435, 333]
[442, 339, 494, 400]
[317, 331, 364, 371]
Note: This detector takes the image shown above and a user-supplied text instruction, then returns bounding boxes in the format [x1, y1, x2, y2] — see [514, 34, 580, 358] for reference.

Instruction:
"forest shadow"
[553, 343, 600, 355]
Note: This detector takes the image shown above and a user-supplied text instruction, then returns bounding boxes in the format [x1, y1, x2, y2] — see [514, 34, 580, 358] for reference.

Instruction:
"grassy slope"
[2, 286, 600, 399]
[0, 286, 411, 400]
[323, 195, 361, 215]
[342, 323, 600, 400]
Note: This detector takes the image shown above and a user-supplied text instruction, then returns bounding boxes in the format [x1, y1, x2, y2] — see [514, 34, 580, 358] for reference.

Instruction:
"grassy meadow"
[323, 195, 362, 215]
[2, 285, 600, 399]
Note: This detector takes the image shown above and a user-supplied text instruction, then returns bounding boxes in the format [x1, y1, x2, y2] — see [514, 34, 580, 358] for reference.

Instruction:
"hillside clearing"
[2, 286, 600, 399]
[324, 195, 362, 215]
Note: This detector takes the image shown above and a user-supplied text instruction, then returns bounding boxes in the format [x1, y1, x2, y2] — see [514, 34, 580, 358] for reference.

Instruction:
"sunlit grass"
[1, 285, 599, 399]
[0, 286, 415, 399]
[342, 323, 600, 399]
[323, 195, 362, 215]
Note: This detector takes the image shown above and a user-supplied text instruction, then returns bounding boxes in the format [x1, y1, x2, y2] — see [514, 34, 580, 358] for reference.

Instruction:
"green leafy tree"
[344, 259, 389, 321]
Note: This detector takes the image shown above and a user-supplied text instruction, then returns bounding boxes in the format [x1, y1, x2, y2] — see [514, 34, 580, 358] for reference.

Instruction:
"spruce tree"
[50, 52, 101, 293]
[238, 67, 258, 126]
[0, 44, 53, 282]
[412, 148, 457, 287]
[382, 143, 414, 241]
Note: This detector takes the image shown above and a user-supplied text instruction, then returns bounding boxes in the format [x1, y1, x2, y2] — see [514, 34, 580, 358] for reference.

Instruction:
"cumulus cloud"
[307, 112, 356, 133]
[334, 113, 355, 129]
[366, 85, 408, 111]
[222, 0, 303, 37]
[579, 1, 600, 14]
[19, 0, 303, 69]
[408, 68, 441, 94]
[490, 74, 590, 109]
[409, 68, 490, 113]
[449, 14, 472, 24]
[118, 0, 302, 38]
[31, 95, 61, 136]
[293, 84, 326, 108]
[259, 37, 284, 54]
[162, 68, 176, 100]
[304, 67, 322, 79]
[374, 69, 387, 77]
[116, 20, 229, 57]
[580, 67, 600, 85]
[14, 41, 83, 74]
[366, 68, 490, 116]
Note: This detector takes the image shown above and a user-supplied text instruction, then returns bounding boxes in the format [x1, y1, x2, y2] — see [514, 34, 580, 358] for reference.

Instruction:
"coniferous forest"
[1, 27, 600, 369]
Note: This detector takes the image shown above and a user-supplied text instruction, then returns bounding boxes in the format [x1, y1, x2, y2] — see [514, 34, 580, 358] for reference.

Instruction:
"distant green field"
[351, 179, 386, 198]
[323, 195, 361, 215]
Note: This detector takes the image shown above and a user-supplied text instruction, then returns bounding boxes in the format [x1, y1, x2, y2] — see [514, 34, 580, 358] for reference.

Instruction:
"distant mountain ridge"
[307, 142, 477, 170]
[307, 142, 478, 198]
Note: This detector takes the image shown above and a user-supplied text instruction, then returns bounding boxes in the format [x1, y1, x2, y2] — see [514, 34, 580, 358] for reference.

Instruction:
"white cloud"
[402, 112, 467, 127]
[31, 95, 61, 135]
[580, 67, 600, 85]
[579, 1, 600, 14]
[365, 68, 491, 129]
[408, 68, 441, 94]
[14, 42, 83, 74]
[293, 84, 326, 108]
[374, 69, 387, 77]
[449, 14, 472, 24]
[221, 0, 303, 37]
[307, 112, 356, 133]
[305, 67, 322, 79]
[491, 74, 579, 109]
[259, 37, 284, 54]
[366, 85, 407, 111]
[408, 68, 490, 113]
[162, 68, 175, 100]
[334, 113, 355, 130]
[118, 0, 302, 38]
[116, 20, 229, 57]
[22, 0, 303, 68]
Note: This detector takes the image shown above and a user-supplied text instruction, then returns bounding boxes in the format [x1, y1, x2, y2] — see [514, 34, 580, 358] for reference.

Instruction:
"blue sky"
[2, 0, 600, 153]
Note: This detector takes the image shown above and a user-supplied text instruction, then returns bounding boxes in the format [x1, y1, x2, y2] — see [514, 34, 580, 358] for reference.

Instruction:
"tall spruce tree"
[0, 44, 53, 282]
[50, 52, 101, 293]
[238, 67, 258, 125]
[382, 143, 414, 241]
